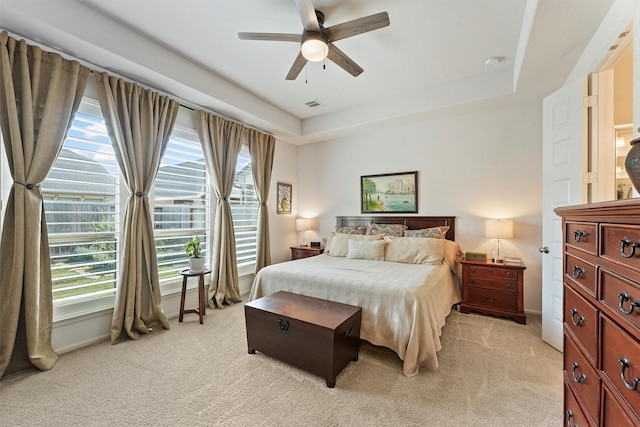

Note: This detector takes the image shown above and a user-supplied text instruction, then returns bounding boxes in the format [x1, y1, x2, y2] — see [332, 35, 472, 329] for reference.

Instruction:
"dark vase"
[624, 137, 640, 193]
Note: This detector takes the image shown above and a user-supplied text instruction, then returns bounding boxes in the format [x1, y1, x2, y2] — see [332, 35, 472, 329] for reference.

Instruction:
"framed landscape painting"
[361, 171, 418, 213]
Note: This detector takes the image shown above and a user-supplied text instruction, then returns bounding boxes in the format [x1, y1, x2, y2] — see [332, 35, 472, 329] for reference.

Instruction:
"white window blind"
[42, 102, 120, 304]
[231, 144, 259, 272]
[153, 126, 209, 282]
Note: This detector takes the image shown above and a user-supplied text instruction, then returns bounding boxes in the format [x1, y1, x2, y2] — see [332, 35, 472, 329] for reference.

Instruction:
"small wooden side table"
[290, 246, 325, 260]
[179, 268, 211, 324]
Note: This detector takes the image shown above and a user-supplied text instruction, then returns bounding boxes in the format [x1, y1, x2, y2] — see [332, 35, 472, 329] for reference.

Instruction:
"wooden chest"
[244, 291, 362, 388]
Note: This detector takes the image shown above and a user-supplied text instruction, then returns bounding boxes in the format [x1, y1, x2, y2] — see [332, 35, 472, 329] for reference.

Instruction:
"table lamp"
[485, 219, 513, 262]
[296, 218, 317, 247]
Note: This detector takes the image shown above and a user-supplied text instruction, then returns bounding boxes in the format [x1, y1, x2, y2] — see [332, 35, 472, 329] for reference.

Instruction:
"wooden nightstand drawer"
[466, 287, 517, 312]
[466, 265, 519, 281]
[466, 277, 517, 292]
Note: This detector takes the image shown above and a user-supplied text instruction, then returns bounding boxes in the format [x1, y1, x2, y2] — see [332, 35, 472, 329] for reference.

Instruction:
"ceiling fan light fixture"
[301, 33, 328, 62]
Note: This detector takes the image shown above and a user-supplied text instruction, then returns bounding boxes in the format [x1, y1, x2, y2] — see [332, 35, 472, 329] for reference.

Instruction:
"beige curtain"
[0, 32, 89, 376]
[195, 110, 245, 308]
[247, 130, 275, 273]
[94, 72, 178, 344]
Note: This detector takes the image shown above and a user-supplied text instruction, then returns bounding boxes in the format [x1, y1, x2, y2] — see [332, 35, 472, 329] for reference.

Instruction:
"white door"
[541, 77, 588, 351]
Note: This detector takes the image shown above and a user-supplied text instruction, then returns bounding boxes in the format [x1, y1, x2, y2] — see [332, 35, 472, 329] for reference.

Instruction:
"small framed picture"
[277, 182, 292, 214]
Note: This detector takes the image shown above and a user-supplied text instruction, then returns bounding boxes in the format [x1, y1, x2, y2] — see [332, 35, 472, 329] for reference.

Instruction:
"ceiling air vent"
[305, 100, 324, 108]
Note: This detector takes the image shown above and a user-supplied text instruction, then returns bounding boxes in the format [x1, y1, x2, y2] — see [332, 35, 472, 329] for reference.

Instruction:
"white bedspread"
[249, 254, 461, 376]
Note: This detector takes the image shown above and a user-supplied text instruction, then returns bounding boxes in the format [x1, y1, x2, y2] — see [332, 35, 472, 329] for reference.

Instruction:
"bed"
[249, 215, 463, 377]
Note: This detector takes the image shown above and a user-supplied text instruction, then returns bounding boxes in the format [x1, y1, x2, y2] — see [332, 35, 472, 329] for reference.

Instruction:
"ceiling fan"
[238, 0, 390, 80]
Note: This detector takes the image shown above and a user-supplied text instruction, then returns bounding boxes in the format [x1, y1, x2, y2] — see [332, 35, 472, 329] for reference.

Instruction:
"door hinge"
[583, 95, 597, 108]
[583, 172, 597, 184]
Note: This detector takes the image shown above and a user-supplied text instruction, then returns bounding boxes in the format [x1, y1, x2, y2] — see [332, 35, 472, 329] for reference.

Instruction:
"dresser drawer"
[564, 284, 598, 364]
[564, 333, 599, 424]
[466, 277, 517, 292]
[601, 224, 640, 272]
[565, 253, 597, 296]
[602, 383, 639, 427]
[600, 268, 640, 332]
[600, 315, 640, 418]
[564, 381, 594, 427]
[466, 287, 517, 312]
[566, 221, 597, 256]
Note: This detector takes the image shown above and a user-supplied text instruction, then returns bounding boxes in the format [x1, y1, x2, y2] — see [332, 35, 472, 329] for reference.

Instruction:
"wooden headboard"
[336, 216, 456, 241]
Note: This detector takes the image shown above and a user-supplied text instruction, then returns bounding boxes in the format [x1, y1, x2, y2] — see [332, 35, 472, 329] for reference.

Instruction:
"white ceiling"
[0, 0, 617, 144]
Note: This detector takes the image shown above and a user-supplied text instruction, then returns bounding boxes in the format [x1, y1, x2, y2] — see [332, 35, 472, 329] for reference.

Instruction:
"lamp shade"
[485, 219, 513, 239]
[296, 218, 316, 232]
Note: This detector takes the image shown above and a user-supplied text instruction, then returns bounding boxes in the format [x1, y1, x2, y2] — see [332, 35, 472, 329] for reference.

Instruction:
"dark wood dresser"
[555, 199, 640, 426]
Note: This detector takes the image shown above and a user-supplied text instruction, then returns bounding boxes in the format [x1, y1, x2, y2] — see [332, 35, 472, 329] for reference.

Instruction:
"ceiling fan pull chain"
[305, 64, 308, 84]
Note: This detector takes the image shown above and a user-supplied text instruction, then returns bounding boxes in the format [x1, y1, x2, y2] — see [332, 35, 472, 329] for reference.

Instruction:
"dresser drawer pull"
[619, 237, 640, 258]
[571, 265, 586, 279]
[573, 230, 587, 243]
[571, 361, 586, 383]
[506, 271, 514, 278]
[344, 327, 353, 339]
[506, 283, 513, 289]
[485, 297, 497, 303]
[618, 357, 640, 391]
[570, 308, 585, 326]
[278, 318, 289, 333]
[565, 410, 576, 427]
[618, 291, 640, 315]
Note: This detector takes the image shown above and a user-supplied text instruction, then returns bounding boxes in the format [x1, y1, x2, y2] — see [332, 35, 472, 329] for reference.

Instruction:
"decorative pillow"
[366, 223, 408, 237]
[346, 239, 386, 261]
[328, 234, 383, 257]
[383, 236, 445, 265]
[404, 226, 450, 239]
[335, 225, 367, 235]
[443, 239, 464, 270]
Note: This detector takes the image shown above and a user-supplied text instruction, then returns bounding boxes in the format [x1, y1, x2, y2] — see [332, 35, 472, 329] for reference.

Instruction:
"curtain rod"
[2, 29, 272, 136]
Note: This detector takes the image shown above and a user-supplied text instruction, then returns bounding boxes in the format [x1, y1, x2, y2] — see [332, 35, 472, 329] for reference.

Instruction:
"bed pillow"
[335, 225, 367, 235]
[328, 233, 383, 257]
[322, 233, 335, 254]
[346, 239, 386, 261]
[366, 223, 408, 237]
[384, 236, 445, 265]
[403, 226, 450, 239]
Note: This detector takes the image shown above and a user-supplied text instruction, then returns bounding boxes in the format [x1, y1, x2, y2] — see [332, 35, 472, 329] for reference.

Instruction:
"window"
[42, 99, 119, 305]
[231, 144, 259, 273]
[153, 126, 209, 282]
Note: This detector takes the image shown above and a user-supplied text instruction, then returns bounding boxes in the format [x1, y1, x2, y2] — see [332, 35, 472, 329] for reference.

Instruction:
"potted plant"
[185, 236, 205, 272]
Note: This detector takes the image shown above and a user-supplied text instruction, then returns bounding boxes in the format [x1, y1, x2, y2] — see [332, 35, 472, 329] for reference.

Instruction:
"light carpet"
[0, 303, 562, 426]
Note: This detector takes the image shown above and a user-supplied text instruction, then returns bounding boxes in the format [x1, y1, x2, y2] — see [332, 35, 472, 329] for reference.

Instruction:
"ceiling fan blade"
[286, 52, 308, 80]
[327, 44, 363, 77]
[238, 32, 302, 42]
[295, 0, 320, 31]
[325, 12, 390, 42]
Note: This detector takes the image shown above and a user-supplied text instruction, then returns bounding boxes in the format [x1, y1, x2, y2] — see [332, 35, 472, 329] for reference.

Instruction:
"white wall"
[296, 101, 545, 313]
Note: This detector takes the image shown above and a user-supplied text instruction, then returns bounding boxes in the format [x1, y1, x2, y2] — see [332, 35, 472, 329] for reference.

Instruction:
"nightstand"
[460, 258, 526, 324]
[290, 246, 324, 260]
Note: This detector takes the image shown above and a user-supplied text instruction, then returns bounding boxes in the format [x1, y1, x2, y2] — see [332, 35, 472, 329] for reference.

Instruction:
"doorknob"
[539, 246, 550, 253]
